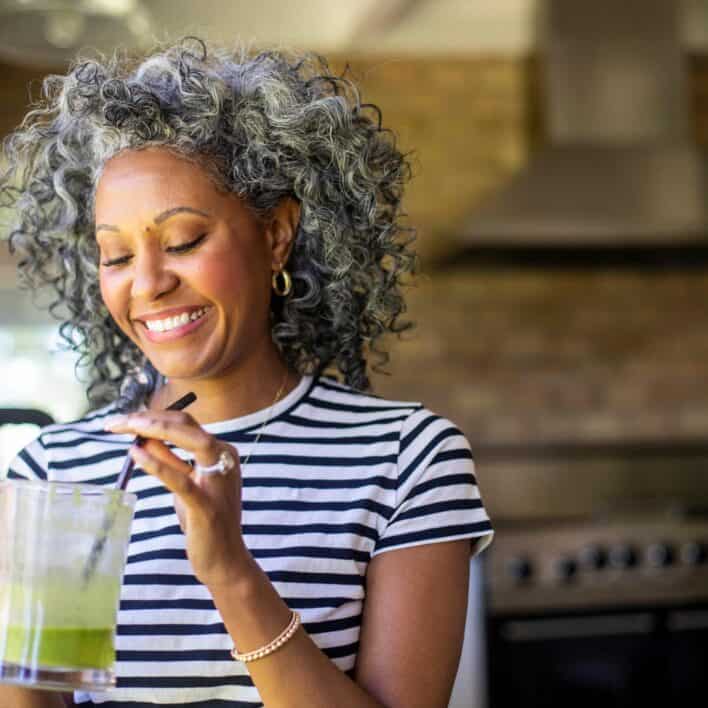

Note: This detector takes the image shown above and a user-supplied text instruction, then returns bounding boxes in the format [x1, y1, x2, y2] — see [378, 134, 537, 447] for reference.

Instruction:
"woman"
[1, 38, 493, 708]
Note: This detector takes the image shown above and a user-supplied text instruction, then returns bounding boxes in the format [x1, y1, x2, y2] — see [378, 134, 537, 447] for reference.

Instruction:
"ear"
[266, 197, 301, 269]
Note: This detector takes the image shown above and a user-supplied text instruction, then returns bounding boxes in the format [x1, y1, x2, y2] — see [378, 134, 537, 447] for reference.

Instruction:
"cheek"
[99, 270, 127, 321]
[198, 253, 269, 307]
[202, 263, 235, 292]
[98, 272, 112, 310]
[99, 272, 109, 303]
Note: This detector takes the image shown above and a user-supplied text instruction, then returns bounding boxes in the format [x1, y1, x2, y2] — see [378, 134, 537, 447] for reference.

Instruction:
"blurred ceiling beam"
[345, 0, 428, 46]
[0, 1, 707, 63]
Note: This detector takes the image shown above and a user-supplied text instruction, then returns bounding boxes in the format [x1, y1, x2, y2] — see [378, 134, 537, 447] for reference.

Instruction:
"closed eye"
[100, 233, 208, 268]
[166, 233, 208, 254]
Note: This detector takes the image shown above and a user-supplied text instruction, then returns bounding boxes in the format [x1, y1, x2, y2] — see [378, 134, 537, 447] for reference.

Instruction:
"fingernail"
[129, 445, 147, 460]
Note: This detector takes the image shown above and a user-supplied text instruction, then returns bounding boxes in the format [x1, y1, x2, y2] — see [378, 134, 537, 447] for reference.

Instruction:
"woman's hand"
[105, 410, 252, 589]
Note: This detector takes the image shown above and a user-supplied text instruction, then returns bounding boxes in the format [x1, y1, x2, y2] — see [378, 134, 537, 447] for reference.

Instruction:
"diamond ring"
[192, 450, 236, 477]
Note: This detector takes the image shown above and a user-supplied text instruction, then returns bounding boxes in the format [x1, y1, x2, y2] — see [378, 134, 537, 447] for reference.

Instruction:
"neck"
[148, 348, 301, 425]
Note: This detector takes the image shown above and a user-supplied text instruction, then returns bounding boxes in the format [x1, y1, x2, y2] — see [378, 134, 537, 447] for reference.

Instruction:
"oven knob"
[578, 544, 608, 571]
[553, 555, 578, 583]
[608, 543, 639, 570]
[646, 542, 676, 568]
[506, 556, 533, 583]
[680, 541, 708, 566]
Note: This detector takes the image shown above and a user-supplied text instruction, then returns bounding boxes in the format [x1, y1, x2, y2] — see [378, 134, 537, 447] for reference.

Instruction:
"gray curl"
[0, 37, 417, 412]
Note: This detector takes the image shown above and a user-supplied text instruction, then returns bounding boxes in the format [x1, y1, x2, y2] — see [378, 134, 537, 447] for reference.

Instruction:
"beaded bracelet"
[231, 610, 301, 663]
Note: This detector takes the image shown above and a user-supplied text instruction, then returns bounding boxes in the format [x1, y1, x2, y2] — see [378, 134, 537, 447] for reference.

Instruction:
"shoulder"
[306, 375, 468, 448]
[37, 400, 122, 445]
[6, 401, 121, 481]
[31, 400, 124, 468]
[307, 375, 422, 422]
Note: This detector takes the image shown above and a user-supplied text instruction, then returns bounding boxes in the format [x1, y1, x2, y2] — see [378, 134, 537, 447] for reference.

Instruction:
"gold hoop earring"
[272, 267, 292, 297]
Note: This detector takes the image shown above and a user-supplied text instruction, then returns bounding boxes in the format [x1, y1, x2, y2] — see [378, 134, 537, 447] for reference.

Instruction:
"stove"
[484, 509, 708, 705]
[487, 511, 708, 614]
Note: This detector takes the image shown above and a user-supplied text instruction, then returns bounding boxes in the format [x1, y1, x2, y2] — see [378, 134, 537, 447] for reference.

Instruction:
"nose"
[130, 248, 179, 302]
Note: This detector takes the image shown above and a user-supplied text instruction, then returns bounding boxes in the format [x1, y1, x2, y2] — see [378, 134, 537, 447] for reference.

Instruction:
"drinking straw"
[81, 391, 197, 585]
[115, 391, 197, 490]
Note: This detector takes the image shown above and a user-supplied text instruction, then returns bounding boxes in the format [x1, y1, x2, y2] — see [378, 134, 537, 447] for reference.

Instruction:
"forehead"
[94, 148, 226, 221]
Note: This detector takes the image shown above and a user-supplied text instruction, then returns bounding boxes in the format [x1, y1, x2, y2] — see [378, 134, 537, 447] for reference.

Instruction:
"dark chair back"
[0, 408, 55, 427]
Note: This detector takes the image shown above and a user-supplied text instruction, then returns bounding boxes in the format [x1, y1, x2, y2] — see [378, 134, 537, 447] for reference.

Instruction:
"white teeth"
[145, 307, 209, 333]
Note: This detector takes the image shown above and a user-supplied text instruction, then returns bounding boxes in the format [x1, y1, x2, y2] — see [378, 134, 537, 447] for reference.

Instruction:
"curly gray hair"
[0, 37, 416, 413]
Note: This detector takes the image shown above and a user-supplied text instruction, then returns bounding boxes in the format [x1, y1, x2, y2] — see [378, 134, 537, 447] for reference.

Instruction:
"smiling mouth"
[139, 306, 213, 342]
[143, 306, 211, 333]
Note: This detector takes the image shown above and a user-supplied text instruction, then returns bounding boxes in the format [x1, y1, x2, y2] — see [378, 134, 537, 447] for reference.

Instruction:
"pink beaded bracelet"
[231, 610, 301, 663]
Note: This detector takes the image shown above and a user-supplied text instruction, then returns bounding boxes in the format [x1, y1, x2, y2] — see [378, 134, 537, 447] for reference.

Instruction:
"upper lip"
[133, 305, 210, 322]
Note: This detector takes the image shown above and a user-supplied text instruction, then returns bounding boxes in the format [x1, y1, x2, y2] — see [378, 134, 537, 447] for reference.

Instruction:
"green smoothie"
[2, 626, 113, 669]
[0, 572, 120, 670]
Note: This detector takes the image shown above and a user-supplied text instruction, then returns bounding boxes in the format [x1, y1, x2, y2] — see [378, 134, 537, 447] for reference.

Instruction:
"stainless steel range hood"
[462, 0, 708, 246]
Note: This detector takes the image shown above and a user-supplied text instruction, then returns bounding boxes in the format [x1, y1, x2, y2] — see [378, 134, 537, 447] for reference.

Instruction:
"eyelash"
[100, 234, 208, 268]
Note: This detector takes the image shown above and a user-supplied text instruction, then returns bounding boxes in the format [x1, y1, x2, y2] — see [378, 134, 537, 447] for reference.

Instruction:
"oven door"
[487, 605, 708, 706]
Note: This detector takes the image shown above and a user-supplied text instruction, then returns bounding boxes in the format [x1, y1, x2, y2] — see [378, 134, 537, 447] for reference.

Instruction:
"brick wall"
[371, 265, 708, 440]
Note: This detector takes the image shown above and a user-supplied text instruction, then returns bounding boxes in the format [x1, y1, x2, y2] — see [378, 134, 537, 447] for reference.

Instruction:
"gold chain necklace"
[240, 369, 290, 469]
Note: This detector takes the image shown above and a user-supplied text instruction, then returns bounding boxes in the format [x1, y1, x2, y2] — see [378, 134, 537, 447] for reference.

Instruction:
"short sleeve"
[5, 434, 50, 481]
[372, 407, 493, 558]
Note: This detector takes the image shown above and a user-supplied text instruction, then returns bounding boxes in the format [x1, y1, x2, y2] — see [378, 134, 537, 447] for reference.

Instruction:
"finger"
[133, 442, 197, 530]
[106, 411, 222, 466]
[173, 493, 188, 533]
[105, 409, 199, 428]
[141, 437, 238, 491]
[140, 438, 195, 476]
[129, 444, 202, 504]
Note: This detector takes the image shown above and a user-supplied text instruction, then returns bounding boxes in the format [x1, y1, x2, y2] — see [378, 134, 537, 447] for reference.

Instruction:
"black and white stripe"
[6, 374, 493, 706]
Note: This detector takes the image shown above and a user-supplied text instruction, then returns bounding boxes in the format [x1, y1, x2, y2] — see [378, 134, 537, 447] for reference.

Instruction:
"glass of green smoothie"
[0, 478, 136, 692]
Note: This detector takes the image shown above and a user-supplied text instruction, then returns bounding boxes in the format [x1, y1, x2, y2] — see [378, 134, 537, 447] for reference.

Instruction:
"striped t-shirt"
[6, 374, 493, 707]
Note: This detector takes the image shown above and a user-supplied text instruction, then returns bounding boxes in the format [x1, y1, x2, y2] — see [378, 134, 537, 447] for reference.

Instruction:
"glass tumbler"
[0, 479, 136, 691]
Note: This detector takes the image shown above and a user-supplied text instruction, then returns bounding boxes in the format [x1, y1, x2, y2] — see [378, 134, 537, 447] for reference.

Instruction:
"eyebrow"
[95, 206, 212, 234]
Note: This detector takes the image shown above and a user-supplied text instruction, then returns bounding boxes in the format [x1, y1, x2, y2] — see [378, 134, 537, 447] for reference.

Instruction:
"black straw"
[115, 391, 197, 490]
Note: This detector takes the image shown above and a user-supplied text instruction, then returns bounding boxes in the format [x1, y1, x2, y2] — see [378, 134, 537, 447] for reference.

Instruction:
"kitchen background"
[1, 1, 708, 706]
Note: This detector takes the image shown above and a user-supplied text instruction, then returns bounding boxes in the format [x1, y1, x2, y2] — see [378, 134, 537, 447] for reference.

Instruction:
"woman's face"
[94, 147, 291, 382]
